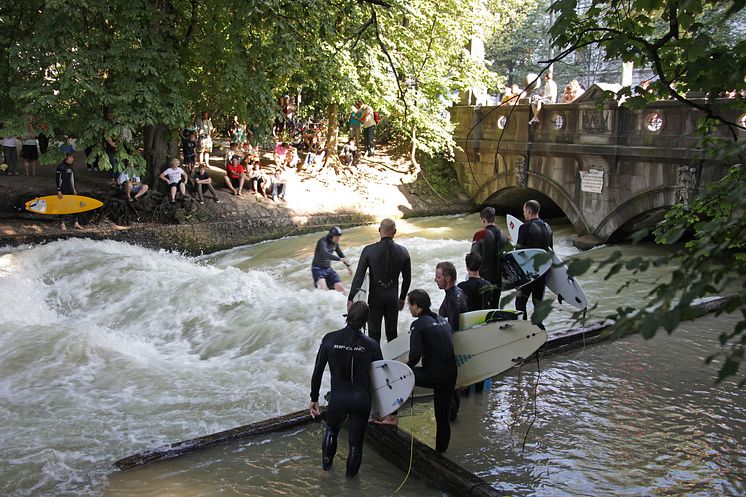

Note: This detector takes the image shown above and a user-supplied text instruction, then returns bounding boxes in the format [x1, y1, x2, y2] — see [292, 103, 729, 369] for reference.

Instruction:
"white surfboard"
[459, 308, 522, 330]
[352, 274, 369, 303]
[380, 320, 547, 389]
[501, 249, 552, 290]
[506, 215, 588, 310]
[506, 214, 522, 243]
[546, 252, 589, 309]
[369, 360, 415, 419]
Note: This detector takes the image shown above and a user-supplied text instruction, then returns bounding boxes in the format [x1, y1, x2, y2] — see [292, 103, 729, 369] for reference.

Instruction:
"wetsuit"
[516, 218, 553, 327]
[56, 161, 75, 195]
[310, 324, 382, 477]
[348, 237, 411, 342]
[311, 235, 347, 288]
[438, 285, 468, 332]
[407, 309, 457, 452]
[457, 276, 491, 312]
[471, 225, 508, 308]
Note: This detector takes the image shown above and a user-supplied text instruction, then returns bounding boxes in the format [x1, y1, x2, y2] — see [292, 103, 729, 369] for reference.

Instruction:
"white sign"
[580, 169, 604, 193]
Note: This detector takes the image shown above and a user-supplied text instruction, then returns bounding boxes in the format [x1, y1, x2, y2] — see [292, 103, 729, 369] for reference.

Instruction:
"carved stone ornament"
[581, 109, 609, 134]
[514, 156, 527, 187]
[676, 165, 697, 205]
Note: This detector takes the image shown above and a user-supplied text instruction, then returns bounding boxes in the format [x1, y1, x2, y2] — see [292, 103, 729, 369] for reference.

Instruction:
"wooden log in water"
[366, 424, 502, 497]
[113, 408, 322, 470]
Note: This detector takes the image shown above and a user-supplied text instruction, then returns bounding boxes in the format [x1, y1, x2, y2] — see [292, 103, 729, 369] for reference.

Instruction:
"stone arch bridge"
[451, 85, 744, 245]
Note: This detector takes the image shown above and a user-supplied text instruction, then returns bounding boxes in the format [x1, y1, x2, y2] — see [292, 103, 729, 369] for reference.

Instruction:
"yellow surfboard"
[25, 195, 104, 215]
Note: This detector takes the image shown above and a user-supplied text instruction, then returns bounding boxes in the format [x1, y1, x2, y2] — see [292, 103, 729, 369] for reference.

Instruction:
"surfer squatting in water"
[309, 301, 383, 477]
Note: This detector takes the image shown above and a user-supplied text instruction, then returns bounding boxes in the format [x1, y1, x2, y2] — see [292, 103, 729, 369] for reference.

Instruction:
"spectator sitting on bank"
[159, 158, 188, 204]
[529, 73, 558, 125]
[271, 167, 287, 202]
[225, 142, 242, 166]
[339, 139, 357, 167]
[193, 163, 220, 204]
[285, 145, 300, 169]
[118, 169, 149, 202]
[223, 155, 246, 196]
[274, 141, 289, 167]
[249, 160, 270, 199]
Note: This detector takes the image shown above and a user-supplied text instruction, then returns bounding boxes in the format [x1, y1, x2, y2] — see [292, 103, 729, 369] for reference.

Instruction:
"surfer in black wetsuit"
[55, 152, 82, 230]
[311, 226, 352, 293]
[309, 301, 382, 477]
[470, 206, 508, 308]
[347, 218, 412, 343]
[435, 261, 468, 331]
[515, 200, 554, 329]
[406, 289, 457, 452]
[457, 252, 491, 312]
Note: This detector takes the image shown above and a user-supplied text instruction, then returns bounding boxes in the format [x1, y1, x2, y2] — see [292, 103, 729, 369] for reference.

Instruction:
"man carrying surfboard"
[405, 289, 458, 453]
[470, 206, 508, 308]
[347, 218, 412, 343]
[309, 301, 383, 477]
[514, 200, 553, 329]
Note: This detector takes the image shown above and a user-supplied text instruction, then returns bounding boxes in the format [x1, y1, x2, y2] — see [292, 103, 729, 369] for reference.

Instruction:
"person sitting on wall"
[118, 169, 149, 202]
[223, 155, 246, 196]
[529, 73, 558, 125]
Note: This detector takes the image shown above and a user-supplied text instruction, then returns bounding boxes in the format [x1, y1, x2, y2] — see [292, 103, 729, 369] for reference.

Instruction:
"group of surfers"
[308, 202, 554, 477]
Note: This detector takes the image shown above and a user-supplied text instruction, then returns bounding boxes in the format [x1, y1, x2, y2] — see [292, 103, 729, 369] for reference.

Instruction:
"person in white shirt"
[159, 158, 187, 203]
[118, 170, 149, 201]
[529, 73, 558, 125]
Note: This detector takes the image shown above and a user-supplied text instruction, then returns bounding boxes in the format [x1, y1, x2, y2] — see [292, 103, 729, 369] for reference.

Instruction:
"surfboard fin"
[557, 294, 564, 304]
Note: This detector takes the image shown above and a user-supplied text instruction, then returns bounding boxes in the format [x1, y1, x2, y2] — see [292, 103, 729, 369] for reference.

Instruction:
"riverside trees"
[1, 0, 496, 182]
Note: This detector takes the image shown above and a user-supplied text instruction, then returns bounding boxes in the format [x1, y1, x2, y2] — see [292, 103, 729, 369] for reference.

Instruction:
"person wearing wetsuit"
[515, 200, 554, 329]
[348, 218, 411, 343]
[311, 226, 352, 293]
[309, 302, 383, 477]
[406, 289, 458, 453]
[435, 261, 468, 332]
[457, 252, 491, 312]
[55, 152, 82, 230]
[470, 206, 508, 308]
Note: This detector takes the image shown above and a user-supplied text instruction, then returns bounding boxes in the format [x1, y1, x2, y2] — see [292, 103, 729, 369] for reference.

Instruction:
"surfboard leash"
[394, 396, 415, 493]
[521, 346, 544, 453]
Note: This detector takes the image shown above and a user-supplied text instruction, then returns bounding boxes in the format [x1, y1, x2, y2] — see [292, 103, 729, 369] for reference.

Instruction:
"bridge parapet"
[452, 86, 744, 242]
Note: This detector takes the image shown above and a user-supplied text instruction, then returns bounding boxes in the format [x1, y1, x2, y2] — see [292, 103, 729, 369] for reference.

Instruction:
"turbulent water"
[0, 214, 743, 497]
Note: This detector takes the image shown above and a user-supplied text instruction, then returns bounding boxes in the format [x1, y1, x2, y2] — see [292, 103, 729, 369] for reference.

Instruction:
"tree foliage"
[0, 0, 499, 179]
[550, 0, 746, 383]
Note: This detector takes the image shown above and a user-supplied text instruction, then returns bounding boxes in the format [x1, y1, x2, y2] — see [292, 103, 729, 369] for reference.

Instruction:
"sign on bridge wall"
[580, 169, 605, 193]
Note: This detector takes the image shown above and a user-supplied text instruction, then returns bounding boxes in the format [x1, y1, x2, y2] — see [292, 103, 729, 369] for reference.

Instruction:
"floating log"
[113, 408, 322, 470]
[366, 424, 502, 497]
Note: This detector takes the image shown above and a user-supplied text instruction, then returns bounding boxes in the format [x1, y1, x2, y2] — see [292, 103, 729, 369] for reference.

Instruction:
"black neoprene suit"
[310, 325, 383, 476]
[407, 309, 457, 452]
[516, 218, 554, 323]
[348, 237, 411, 342]
[471, 225, 508, 307]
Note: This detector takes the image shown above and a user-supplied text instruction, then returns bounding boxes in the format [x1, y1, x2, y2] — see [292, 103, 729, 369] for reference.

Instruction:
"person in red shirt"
[223, 156, 245, 196]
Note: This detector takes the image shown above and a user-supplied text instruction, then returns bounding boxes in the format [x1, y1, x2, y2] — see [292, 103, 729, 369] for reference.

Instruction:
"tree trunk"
[324, 102, 340, 171]
[143, 124, 171, 188]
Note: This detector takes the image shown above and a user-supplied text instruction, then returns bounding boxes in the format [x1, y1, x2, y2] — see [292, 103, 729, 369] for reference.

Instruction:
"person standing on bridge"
[514, 200, 553, 329]
[348, 218, 412, 343]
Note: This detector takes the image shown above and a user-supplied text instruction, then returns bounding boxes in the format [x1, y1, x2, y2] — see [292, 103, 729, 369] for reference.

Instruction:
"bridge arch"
[594, 186, 678, 242]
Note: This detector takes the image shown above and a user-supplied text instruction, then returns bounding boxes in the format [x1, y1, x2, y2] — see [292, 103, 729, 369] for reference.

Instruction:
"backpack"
[373, 111, 381, 124]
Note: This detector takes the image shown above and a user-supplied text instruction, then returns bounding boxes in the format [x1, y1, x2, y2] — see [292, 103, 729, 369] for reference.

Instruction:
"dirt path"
[0, 145, 473, 248]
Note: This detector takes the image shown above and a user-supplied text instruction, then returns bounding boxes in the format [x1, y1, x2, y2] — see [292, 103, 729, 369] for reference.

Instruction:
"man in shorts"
[223, 155, 245, 196]
[159, 158, 187, 203]
[311, 226, 353, 293]
[118, 169, 149, 202]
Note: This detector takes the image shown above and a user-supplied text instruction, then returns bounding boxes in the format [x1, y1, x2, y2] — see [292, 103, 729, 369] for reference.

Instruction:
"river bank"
[0, 146, 475, 253]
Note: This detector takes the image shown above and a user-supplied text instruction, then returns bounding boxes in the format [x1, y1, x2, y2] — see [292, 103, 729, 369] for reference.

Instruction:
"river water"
[1, 214, 743, 497]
